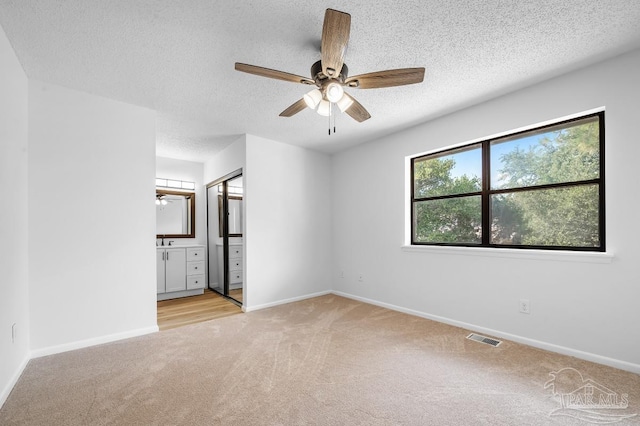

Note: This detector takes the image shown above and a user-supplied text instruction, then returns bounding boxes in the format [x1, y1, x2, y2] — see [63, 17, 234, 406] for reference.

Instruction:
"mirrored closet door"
[206, 170, 243, 305]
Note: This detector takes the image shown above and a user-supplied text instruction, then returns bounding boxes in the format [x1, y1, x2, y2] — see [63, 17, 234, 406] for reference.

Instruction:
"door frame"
[205, 169, 243, 306]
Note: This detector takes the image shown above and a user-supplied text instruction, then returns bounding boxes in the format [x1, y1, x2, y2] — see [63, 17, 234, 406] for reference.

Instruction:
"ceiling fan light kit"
[303, 88, 322, 109]
[325, 82, 344, 103]
[235, 8, 425, 133]
[316, 100, 331, 117]
[336, 93, 354, 113]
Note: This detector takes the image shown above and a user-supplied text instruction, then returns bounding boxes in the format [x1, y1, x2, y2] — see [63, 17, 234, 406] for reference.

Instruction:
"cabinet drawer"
[229, 246, 242, 259]
[187, 247, 205, 261]
[229, 271, 243, 284]
[229, 258, 242, 271]
[186, 261, 205, 276]
[187, 274, 205, 290]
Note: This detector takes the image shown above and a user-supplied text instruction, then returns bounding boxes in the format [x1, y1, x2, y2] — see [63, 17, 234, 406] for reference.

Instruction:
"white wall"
[244, 135, 332, 310]
[203, 135, 333, 309]
[203, 135, 246, 184]
[156, 157, 205, 246]
[28, 81, 157, 356]
[0, 23, 30, 407]
[332, 49, 640, 372]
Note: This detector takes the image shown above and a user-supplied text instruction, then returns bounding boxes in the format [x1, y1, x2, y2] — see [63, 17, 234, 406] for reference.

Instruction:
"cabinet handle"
[194, 266, 198, 270]
[162, 252, 165, 261]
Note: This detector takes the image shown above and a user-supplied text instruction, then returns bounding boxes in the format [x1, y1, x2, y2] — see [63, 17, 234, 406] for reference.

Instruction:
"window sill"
[400, 245, 613, 264]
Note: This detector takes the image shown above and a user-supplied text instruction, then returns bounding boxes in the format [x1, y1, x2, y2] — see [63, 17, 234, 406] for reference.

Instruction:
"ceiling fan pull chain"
[328, 103, 332, 135]
[333, 106, 337, 134]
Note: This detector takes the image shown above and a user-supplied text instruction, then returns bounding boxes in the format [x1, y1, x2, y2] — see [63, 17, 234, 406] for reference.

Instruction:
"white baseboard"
[243, 290, 332, 313]
[157, 288, 203, 301]
[0, 354, 29, 409]
[332, 290, 640, 375]
[30, 326, 159, 359]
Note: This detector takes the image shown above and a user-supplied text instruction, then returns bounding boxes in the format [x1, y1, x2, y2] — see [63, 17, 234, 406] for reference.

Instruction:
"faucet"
[168, 240, 174, 246]
[161, 236, 165, 246]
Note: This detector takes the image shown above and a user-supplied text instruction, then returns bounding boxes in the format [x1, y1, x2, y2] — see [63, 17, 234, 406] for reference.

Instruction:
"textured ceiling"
[2, 1, 640, 161]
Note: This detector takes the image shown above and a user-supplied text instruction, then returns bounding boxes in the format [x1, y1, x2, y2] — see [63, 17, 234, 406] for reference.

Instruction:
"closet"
[206, 170, 243, 305]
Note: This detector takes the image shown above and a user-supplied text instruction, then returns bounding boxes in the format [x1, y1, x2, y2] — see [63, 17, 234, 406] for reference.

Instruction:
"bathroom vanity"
[157, 245, 206, 301]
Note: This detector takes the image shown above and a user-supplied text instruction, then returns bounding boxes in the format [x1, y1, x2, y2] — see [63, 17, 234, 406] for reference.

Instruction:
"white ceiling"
[2, 1, 640, 162]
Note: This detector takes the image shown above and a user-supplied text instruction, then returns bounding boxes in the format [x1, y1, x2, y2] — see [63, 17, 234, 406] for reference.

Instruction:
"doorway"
[206, 170, 243, 305]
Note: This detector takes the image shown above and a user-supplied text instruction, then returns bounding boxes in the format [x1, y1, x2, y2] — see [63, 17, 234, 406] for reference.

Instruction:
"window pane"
[414, 145, 482, 198]
[490, 116, 600, 190]
[414, 196, 482, 244]
[490, 184, 600, 247]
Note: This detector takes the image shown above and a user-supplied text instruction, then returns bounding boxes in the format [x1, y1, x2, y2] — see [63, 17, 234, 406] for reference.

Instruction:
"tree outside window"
[411, 112, 604, 251]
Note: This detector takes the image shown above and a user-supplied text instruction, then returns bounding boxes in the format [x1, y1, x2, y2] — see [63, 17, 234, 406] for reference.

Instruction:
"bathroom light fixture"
[156, 178, 195, 190]
[217, 185, 243, 195]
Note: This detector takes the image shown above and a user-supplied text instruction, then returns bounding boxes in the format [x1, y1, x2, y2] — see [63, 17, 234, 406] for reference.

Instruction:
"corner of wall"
[0, 20, 30, 410]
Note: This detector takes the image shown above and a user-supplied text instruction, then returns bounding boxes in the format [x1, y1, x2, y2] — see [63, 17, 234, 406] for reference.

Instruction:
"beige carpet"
[1, 295, 639, 425]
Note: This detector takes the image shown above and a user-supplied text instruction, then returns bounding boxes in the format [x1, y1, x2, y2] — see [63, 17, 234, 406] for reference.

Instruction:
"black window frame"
[410, 111, 605, 252]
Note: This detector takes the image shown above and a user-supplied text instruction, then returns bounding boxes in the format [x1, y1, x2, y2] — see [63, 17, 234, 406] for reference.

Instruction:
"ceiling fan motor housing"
[311, 60, 348, 85]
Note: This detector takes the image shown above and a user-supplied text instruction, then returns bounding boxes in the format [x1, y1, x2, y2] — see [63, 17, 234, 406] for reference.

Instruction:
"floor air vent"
[466, 333, 502, 347]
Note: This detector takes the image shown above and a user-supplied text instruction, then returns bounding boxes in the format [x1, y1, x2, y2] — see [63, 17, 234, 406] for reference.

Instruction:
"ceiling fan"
[235, 8, 425, 127]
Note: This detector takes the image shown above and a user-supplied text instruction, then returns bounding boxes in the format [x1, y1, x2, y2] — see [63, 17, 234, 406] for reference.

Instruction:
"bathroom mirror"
[218, 195, 243, 237]
[156, 189, 195, 238]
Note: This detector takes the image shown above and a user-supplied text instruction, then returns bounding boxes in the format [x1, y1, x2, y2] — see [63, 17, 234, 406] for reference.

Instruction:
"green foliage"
[413, 157, 481, 243]
[414, 157, 481, 198]
[496, 121, 599, 189]
[414, 197, 482, 244]
[491, 185, 599, 247]
[414, 119, 601, 247]
[492, 120, 600, 247]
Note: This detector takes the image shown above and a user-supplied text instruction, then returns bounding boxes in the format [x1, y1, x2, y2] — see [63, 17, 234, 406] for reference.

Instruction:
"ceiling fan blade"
[235, 63, 315, 85]
[279, 99, 308, 117]
[321, 9, 351, 78]
[343, 93, 371, 122]
[345, 67, 425, 89]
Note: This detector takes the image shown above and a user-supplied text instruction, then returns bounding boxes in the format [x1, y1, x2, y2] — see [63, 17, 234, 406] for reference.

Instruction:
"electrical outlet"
[358, 273, 364, 282]
[519, 299, 531, 314]
[12, 323, 17, 343]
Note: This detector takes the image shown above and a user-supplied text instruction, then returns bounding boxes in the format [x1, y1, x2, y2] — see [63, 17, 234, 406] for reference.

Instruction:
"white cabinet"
[186, 247, 205, 290]
[156, 246, 207, 300]
[157, 247, 186, 293]
[165, 248, 187, 292]
[217, 243, 243, 289]
[157, 245, 206, 300]
[156, 250, 166, 293]
[229, 250, 242, 287]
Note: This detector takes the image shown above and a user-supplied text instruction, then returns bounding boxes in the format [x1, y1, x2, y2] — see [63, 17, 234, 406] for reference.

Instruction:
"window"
[411, 112, 604, 251]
